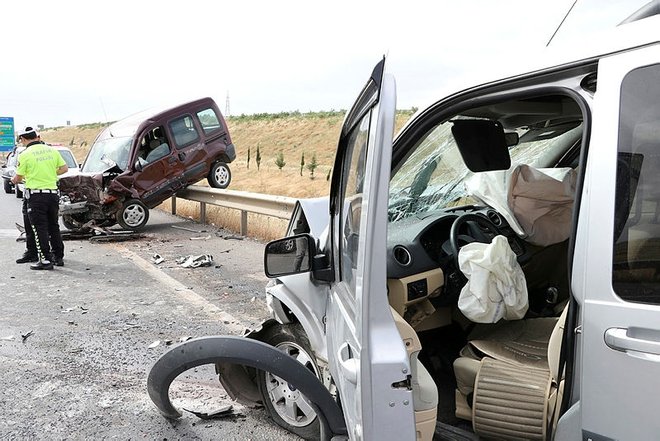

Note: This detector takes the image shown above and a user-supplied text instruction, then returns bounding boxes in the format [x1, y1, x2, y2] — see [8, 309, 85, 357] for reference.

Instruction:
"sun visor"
[451, 120, 511, 172]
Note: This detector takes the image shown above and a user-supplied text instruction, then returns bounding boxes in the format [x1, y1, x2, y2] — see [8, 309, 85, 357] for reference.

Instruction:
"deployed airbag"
[509, 165, 576, 246]
[465, 165, 576, 246]
[458, 235, 528, 323]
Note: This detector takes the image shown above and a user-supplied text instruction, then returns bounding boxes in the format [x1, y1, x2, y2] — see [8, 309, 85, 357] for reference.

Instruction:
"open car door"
[326, 58, 416, 440]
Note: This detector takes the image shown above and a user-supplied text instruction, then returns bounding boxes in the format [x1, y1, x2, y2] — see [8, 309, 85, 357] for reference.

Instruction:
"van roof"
[403, 13, 660, 133]
[100, 97, 217, 139]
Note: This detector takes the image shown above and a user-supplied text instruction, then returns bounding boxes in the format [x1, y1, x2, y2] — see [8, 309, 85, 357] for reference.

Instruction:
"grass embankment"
[41, 110, 414, 239]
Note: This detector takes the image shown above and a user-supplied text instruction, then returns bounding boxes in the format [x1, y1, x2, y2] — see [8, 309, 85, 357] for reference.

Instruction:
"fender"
[147, 335, 347, 439]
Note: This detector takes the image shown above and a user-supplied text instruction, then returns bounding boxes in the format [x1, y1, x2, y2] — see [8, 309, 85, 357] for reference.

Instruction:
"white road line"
[110, 244, 247, 335]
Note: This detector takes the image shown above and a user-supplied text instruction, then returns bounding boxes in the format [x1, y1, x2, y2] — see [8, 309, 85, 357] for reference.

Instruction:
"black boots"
[16, 254, 38, 264]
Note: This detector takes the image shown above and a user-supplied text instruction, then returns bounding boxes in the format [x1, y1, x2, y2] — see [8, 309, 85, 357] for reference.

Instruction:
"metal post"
[240, 210, 248, 236]
[200, 202, 206, 224]
[171, 196, 177, 215]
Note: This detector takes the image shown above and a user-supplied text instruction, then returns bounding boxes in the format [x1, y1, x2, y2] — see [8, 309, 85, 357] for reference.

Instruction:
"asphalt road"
[0, 192, 299, 440]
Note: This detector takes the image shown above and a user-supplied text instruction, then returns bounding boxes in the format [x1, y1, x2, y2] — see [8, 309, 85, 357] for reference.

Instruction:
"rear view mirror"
[264, 234, 314, 277]
[451, 119, 511, 172]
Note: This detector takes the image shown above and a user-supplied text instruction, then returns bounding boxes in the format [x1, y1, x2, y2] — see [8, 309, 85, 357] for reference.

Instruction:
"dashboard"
[386, 204, 527, 281]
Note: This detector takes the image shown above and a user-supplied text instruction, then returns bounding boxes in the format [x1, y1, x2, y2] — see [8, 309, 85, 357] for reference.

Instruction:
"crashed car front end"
[58, 171, 125, 228]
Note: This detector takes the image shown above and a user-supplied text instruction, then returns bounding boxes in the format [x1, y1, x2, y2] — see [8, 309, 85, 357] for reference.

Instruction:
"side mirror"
[264, 234, 314, 277]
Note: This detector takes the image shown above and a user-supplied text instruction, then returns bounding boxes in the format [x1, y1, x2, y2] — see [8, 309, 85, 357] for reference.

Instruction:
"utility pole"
[225, 91, 230, 117]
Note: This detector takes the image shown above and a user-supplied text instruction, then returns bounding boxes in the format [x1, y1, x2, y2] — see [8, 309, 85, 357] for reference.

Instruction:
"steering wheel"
[449, 212, 526, 269]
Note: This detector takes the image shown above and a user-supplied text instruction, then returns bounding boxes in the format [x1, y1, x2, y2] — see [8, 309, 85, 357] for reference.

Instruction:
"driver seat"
[452, 305, 568, 440]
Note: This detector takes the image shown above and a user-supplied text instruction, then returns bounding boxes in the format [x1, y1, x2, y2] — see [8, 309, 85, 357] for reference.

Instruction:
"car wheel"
[256, 323, 321, 440]
[15, 186, 23, 198]
[208, 162, 231, 189]
[3, 179, 13, 194]
[117, 199, 149, 231]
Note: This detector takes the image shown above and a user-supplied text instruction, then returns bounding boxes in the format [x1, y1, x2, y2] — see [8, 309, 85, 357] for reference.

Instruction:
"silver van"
[150, 4, 660, 440]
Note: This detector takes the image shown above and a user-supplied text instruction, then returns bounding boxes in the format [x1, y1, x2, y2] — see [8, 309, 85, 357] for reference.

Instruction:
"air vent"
[393, 246, 412, 267]
[486, 210, 503, 227]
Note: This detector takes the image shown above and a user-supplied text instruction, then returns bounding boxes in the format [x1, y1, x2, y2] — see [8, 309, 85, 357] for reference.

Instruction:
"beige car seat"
[453, 306, 568, 440]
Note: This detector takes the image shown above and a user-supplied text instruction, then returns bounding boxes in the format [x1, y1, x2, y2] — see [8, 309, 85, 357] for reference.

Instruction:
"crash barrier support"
[171, 186, 297, 235]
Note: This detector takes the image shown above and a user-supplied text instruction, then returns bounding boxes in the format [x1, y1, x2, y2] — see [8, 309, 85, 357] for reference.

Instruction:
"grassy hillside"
[40, 110, 414, 199]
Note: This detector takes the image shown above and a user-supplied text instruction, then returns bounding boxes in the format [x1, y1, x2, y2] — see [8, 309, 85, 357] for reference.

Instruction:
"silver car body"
[261, 9, 660, 441]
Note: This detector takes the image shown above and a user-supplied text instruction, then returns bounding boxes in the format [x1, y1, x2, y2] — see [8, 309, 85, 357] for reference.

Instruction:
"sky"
[0, 0, 648, 131]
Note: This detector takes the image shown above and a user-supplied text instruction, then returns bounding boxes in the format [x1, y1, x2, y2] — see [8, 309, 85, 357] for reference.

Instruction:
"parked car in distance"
[1, 147, 24, 194]
[58, 97, 236, 231]
[14, 144, 80, 198]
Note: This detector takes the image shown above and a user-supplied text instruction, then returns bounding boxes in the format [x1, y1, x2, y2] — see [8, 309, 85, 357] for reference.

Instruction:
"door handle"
[605, 327, 660, 355]
[338, 342, 358, 384]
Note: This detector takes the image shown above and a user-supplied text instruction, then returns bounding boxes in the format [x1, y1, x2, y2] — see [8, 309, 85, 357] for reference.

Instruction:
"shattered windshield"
[388, 120, 581, 222]
[82, 136, 132, 173]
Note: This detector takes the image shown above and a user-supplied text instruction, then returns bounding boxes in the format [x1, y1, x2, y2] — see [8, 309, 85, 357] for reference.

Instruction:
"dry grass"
[41, 111, 414, 239]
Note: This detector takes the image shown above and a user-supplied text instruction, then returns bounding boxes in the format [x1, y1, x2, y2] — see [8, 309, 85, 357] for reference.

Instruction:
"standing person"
[11, 127, 68, 270]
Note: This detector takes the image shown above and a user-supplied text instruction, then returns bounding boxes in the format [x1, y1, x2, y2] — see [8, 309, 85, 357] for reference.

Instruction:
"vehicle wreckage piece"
[146, 335, 347, 440]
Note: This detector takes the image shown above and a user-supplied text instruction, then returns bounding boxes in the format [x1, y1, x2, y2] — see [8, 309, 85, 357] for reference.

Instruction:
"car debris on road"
[176, 254, 214, 268]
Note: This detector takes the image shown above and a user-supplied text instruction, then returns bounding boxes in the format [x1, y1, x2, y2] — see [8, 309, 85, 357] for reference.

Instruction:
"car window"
[58, 150, 78, 168]
[82, 136, 132, 172]
[169, 115, 200, 149]
[388, 118, 581, 223]
[137, 126, 171, 165]
[339, 111, 370, 294]
[197, 108, 222, 134]
[612, 63, 660, 304]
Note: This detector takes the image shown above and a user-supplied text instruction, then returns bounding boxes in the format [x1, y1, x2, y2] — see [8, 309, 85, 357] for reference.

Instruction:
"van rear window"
[197, 108, 222, 134]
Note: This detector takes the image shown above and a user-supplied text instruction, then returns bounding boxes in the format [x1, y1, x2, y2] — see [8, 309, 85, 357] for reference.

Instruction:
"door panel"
[167, 114, 208, 185]
[578, 45, 660, 441]
[131, 127, 182, 205]
[327, 59, 415, 440]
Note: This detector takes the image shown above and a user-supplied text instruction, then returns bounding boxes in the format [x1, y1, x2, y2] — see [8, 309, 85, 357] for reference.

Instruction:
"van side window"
[197, 108, 222, 134]
[612, 63, 660, 304]
[137, 126, 171, 166]
[169, 115, 200, 149]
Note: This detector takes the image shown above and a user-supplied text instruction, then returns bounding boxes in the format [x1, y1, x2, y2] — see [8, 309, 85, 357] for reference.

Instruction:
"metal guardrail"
[171, 185, 297, 235]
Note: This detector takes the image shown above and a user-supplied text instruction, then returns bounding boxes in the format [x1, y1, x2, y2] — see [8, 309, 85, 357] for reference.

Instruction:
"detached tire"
[208, 162, 231, 189]
[117, 199, 149, 231]
[256, 323, 321, 440]
[3, 179, 13, 194]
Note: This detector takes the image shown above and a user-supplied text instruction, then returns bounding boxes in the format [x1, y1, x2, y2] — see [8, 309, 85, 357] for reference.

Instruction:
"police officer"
[11, 127, 68, 270]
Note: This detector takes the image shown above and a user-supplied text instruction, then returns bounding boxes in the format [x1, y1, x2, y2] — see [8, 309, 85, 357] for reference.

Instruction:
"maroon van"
[59, 97, 235, 231]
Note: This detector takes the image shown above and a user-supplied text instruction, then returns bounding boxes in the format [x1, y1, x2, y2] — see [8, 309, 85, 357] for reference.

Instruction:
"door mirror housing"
[264, 234, 315, 277]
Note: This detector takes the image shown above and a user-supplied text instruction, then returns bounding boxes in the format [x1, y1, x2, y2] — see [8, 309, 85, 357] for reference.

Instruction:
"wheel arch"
[147, 335, 346, 439]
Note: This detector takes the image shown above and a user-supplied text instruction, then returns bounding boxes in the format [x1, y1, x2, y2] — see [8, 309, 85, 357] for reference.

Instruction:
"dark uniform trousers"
[22, 198, 38, 257]
[27, 192, 64, 262]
